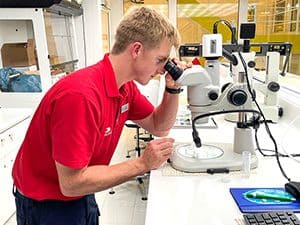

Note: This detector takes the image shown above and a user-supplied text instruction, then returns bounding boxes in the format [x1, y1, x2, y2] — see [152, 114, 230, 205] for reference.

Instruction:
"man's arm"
[55, 137, 174, 197]
[134, 84, 179, 137]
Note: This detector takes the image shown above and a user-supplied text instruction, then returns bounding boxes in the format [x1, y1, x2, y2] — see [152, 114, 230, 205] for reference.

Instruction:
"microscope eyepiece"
[164, 60, 183, 81]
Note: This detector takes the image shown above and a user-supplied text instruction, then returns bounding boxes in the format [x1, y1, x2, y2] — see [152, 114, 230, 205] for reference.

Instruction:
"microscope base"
[170, 142, 258, 173]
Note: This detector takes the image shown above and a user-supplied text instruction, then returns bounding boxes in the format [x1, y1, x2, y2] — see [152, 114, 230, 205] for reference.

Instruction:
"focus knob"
[208, 90, 218, 101]
[268, 82, 280, 92]
[228, 89, 247, 106]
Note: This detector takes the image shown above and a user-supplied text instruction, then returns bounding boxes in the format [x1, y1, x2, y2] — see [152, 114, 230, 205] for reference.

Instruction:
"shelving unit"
[0, 1, 85, 108]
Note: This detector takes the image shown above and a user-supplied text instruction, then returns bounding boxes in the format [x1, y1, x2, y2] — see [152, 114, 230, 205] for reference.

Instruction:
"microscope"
[164, 23, 261, 173]
[252, 43, 292, 123]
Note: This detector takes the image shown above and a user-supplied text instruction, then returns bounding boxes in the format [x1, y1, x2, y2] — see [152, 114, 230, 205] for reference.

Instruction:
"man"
[12, 6, 185, 225]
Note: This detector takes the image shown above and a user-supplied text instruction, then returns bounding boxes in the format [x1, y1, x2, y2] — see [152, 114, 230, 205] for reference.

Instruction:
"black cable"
[254, 128, 273, 157]
[223, 20, 289, 180]
[255, 128, 300, 157]
[209, 20, 292, 182]
[223, 48, 238, 66]
[191, 109, 261, 148]
[236, 43, 291, 182]
[213, 20, 235, 37]
[257, 149, 300, 158]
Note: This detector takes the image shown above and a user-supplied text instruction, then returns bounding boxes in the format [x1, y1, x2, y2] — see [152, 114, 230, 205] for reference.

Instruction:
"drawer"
[0, 117, 31, 225]
[0, 118, 30, 160]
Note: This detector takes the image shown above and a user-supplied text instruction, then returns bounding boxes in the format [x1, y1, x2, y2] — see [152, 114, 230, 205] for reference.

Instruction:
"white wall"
[82, 0, 102, 66]
[110, 0, 123, 49]
[73, 15, 86, 69]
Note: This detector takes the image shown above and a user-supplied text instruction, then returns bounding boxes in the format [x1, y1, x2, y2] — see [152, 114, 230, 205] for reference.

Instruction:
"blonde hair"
[111, 6, 180, 54]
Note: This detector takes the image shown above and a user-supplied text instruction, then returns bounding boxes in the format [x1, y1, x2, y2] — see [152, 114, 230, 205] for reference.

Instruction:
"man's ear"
[131, 42, 143, 58]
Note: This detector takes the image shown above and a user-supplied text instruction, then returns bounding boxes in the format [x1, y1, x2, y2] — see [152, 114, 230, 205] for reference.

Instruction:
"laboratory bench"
[144, 93, 300, 225]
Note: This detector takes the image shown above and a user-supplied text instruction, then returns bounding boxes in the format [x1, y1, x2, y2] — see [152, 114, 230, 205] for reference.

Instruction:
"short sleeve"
[50, 93, 99, 169]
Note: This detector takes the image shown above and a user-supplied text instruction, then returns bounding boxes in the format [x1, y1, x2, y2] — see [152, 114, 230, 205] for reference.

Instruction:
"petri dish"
[175, 143, 224, 160]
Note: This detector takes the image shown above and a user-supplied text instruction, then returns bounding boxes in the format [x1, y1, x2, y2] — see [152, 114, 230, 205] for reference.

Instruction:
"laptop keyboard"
[243, 211, 300, 225]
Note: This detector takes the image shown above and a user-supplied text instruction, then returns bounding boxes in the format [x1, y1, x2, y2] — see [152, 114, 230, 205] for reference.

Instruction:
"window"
[121, 1, 300, 92]
[177, 0, 300, 91]
[249, 0, 300, 91]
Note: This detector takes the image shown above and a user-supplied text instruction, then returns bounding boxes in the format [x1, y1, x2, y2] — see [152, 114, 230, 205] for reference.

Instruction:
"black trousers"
[13, 188, 100, 225]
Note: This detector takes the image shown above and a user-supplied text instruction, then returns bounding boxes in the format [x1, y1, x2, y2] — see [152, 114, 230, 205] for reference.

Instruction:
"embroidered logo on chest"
[104, 127, 112, 136]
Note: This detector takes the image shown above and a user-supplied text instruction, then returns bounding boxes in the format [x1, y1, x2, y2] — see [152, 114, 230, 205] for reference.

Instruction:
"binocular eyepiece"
[164, 60, 183, 81]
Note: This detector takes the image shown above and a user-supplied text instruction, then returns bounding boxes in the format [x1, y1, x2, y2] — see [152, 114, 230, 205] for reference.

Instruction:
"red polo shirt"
[12, 54, 154, 201]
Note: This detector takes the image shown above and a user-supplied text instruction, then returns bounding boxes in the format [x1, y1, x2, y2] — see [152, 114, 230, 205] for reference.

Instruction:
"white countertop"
[145, 113, 300, 225]
[0, 108, 33, 133]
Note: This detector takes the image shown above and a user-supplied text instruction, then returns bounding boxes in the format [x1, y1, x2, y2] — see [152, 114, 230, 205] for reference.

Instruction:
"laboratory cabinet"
[0, 108, 32, 225]
[0, 1, 84, 108]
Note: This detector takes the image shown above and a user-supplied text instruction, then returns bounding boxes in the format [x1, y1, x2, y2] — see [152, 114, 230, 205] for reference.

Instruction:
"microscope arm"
[171, 65, 213, 87]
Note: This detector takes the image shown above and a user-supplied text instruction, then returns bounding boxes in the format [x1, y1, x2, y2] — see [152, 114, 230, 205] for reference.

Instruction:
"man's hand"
[138, 137, 174, 171]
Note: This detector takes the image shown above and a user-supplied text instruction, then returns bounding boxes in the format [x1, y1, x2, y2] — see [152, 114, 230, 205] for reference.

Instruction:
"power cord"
[193, 19, 292, 182]
[255, 128, 300, 158]
[234, 38, 291, 182]
[192, 109, 261, 148]
[280, 115, 300, 163]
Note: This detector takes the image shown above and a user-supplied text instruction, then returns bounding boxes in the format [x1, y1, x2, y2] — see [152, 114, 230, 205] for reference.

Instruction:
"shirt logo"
[104, 127, 112, 136]
[121, 103, 129, 113]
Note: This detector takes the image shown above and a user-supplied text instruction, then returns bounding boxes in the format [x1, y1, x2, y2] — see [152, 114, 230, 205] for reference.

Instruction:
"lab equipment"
[242, 150, 251, 178]
[180, 42, 292, 123]
[251, 51, 282, 123]
[165, 26, 260, 172]
[250, 43, 292, 122]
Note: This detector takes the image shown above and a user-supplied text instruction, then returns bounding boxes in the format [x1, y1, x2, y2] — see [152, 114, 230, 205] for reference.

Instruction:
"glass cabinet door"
[44, 11, 79, 78]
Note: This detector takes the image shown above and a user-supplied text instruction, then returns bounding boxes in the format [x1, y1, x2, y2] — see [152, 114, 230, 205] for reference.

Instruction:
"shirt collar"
[102, 53, 120, 98]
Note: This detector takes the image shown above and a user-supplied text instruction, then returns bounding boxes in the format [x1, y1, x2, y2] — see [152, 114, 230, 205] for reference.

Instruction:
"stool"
[125, 122, 153, 158]
[125, 122, 153, 200]
[109, 122, 153, 200]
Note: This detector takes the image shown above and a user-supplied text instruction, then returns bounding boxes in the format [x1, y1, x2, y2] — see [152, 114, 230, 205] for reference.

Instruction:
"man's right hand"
[138, 137, 174, 171]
